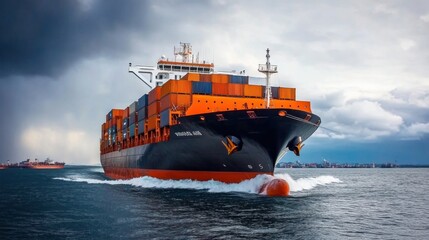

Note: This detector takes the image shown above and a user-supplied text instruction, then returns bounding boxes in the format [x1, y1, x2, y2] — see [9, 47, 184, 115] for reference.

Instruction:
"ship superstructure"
[128, 42, 214, 89]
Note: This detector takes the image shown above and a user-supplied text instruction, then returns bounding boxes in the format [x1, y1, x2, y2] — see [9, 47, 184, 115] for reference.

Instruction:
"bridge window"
[173, 66, 180, 71]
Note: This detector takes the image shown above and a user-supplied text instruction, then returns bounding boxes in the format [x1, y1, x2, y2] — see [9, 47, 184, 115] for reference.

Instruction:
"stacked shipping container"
[101, 73, 298, 154]
[101, 109, 125, 150]
[147, 87, 161, 131]
[128, 101, 137, 138]
[137, 94, 148, 135]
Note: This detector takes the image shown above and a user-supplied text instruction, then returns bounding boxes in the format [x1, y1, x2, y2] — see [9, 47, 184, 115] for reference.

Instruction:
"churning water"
[1, 166, 428, 239]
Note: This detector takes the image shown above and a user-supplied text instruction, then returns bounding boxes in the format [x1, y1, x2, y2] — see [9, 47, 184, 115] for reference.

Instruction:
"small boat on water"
[8, 158, 65, 169]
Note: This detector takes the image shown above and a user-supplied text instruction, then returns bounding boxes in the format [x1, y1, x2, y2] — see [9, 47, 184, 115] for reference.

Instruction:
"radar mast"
[258, 48, 278, 108]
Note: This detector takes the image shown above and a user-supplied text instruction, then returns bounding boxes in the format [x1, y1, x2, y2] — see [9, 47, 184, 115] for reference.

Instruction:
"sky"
[1, 0, 428, 165]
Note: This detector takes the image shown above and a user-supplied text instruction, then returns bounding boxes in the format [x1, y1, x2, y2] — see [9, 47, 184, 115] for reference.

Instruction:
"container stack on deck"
[101, 109, 126, 153]
[100, 73, 298, 154]
[137, 94, 148, 143]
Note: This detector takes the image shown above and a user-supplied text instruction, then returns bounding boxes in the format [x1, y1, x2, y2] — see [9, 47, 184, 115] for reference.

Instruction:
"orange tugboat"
[100, 43, 321, 196]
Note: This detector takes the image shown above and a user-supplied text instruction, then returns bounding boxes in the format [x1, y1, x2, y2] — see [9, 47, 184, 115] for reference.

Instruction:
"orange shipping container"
[148, 86, 162, 104]
[124, 107, 130, 117]
[106, 109, 125, 121]
[160, 93, 192, 111]
[101, 123, 106, 136]
[148, 101, 160, 116]
[112, 109, 124, 117]
[181, 73, 200, 81]
[200, 74, 212, 82]
[211, 74, 230, 83]
[147, 115, 159, 131]
[228, 83, 244, 96]
[212, 83, 229, 95]
[116, 120, 122, 131]
[244, 85, 263, 98]
[161, 80, 192, 97]
[278, 87, 296, 100]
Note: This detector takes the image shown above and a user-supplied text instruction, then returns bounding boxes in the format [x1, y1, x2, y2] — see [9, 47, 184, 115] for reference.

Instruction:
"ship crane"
[258, 48, 278, 108]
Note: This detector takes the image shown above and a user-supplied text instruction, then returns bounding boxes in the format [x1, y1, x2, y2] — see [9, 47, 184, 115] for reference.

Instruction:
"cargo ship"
[8, 158, 65, 169]
[100, 43, 320, 184]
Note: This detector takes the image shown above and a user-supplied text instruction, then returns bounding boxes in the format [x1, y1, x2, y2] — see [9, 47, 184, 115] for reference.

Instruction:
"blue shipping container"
[129, 112, 137, 125]
[138, 107, 147, 121]
[160, 110, 170, 128]
[192, 82, 212, 94]
[271, 87, 279, 99]
[230, 75, 249, 84]
[108, 126, 117, 134]
[138, 94, 149, 110]
[138, 120, 145, 134]
[129, 124, 135, 137]
[262, 86, 279, 99]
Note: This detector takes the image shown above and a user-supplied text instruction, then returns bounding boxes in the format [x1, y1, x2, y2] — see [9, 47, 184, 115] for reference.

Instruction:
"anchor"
[288, 136, 304, 156]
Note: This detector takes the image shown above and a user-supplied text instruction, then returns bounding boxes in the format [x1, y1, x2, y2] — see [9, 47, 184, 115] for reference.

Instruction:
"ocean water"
[1, 167, 428, 240]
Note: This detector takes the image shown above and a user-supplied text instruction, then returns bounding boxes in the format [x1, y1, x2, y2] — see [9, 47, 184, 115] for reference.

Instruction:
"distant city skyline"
[1, 0, 428, 165]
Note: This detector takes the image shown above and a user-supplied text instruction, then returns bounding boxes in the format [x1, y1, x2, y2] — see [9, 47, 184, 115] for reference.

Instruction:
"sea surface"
[1, 166, 428, 240]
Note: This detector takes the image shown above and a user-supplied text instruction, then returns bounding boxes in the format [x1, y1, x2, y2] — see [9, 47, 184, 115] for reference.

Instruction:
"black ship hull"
[101, 109, 320, 183]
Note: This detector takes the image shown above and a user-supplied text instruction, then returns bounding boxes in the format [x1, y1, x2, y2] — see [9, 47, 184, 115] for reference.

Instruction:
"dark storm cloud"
[0, 0, 149, 78]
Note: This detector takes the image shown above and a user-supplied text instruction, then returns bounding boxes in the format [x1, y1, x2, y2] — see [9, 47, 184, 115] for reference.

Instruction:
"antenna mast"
[174, 42, 193, 63]
[258, 48, 278, 108]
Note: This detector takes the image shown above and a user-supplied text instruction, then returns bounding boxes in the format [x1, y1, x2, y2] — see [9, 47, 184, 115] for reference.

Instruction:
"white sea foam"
[54, 173, 341, 195]
[89, 167, 104, 173]
[273, 173, 342, 192]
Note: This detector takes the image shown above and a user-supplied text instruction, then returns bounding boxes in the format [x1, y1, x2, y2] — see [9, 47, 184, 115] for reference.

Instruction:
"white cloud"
[311, 84, 429, 142]
[319, 100, 403, 140]
[374, 4, 397, 15]
[391, 87, 429, 108]
[420, 14, 429, 22]
[399, 39, 416, 51]
[402, 122, 429, 139]
[21, 126, 99, 165]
